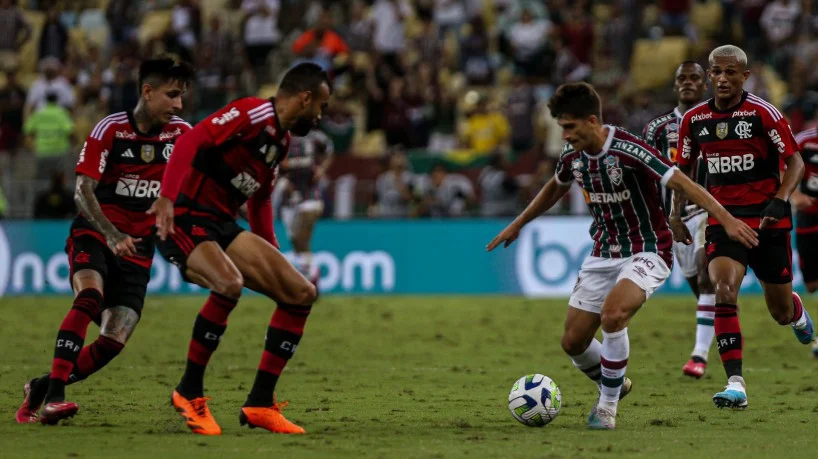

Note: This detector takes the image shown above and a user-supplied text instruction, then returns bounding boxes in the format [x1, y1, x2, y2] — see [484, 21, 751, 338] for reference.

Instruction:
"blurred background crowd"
[0, 0, 816, 220]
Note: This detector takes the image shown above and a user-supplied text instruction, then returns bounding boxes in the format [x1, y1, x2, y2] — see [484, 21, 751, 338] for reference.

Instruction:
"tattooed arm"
[75, 175, 141, 257]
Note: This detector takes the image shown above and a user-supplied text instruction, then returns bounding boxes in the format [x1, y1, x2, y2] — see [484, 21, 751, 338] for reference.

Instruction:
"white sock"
[692, 293, 716, 360]
[294, 252, 312, 274]
[600, 328, 630, 414]
[569, 338, 602, 388]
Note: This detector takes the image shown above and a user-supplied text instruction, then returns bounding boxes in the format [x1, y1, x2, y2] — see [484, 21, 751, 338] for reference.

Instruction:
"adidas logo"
[122, 149, 134, 158]
[699, 127, 710, 137]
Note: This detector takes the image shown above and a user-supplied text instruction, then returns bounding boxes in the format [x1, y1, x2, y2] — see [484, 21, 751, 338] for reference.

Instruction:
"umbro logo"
[122, 149, 134, 158]
[699, 127, 710, 137]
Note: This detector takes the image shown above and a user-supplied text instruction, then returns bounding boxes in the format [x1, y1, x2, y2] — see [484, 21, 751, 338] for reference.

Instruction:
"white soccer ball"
[508, 374, 562, 427]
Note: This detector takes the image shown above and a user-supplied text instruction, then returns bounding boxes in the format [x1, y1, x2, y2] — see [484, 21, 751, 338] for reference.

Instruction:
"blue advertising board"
[0, 218, 798, 296]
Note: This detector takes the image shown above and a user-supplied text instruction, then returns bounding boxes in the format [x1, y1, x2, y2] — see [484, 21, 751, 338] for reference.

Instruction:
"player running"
[149, 63, 331, 436]
[278, 129, 333, 283]
[487, 82, 757, 430]
[675, 45, 813, 409]
[643, 61, 716, 379]
[16, 57, 194, 425]
[793, 127, 818, 356]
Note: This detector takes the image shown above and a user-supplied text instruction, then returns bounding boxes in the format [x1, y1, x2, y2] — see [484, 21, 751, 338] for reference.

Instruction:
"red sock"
[714, 303, 742, 377]
[51, 289, 103, 383]
[71, 335, 125, 383]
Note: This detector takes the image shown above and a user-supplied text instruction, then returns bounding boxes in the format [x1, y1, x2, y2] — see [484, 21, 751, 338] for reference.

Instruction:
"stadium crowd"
[0, 0, 816, 219]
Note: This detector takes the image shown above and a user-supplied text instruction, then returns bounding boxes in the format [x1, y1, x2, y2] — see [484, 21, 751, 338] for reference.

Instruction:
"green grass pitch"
[2, 295, 818, 458]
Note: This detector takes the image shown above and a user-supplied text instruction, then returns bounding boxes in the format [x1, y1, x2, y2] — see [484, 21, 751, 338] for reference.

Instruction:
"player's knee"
[600, 307, 629, 333]
[713, 281, 738, 304]
[560, 332, 589, 356]
[215, 274, 244, 299]
[292, 281, 317, 306]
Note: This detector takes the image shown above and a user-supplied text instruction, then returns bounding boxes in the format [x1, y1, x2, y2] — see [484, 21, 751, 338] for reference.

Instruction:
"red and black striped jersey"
[74, 111, 191, 238]
[677, 91, 797, 229]
[175, 97, 291, 220]
[794, 127, 818, 231]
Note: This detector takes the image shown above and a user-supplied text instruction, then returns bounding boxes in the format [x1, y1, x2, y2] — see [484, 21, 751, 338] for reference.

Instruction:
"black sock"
[177, 361, 207, 399]
[45, 378, 66, 403]
[723, 359, 742, 379]
[244, 371, 279, 407]
[691, 356, 707, 364]
[27, 374, 50, 409]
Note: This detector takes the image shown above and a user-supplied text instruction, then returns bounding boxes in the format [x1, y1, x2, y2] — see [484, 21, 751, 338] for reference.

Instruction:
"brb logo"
[514, 219, 594, 297]
[230, 172, 261, 196]
[707, 154, 754, 174]
[115, 178, 161, 198]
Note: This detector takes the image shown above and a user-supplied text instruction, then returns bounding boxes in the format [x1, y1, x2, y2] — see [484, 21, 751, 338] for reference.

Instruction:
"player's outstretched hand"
[669, 218, 692, 245]
[147, 196, 175, 241]
[724, 217, 759, 249]
[487, 222, 522, 251]
[107, 231, 142, 258]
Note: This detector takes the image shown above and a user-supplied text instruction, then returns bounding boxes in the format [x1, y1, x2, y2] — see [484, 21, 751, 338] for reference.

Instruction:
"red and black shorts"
[65, 226, 153, 319]
[705, 225, 792, 284]
[155, 213, 245, 282]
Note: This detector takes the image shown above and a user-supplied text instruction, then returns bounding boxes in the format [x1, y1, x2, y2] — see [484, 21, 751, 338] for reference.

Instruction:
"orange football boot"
[239, 400, 305, 434]
[171, 390, 222, 435]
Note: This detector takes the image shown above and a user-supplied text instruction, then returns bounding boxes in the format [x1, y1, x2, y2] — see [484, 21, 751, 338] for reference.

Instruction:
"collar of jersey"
[673, 106, 684, 120]
[707, 90, 749, 114]
[126, 110, 163, 137]
[581, 125, 616, 159]
[267, 96, 285, 138]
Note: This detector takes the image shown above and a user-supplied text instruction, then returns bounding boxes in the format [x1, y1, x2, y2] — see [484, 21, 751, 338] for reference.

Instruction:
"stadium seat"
[354, 131, 386, 158]
[19, 10, 44, 74]
[138, 11, 172, 46]
[630, 38, 690, 91]
[691, 0, 722, 38]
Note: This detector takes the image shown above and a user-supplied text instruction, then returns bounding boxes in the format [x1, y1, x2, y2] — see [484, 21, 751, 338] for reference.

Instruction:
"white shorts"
[281, 199, 324, 237]
[568, 252, 672, 314]
[672, 211, 707, 278]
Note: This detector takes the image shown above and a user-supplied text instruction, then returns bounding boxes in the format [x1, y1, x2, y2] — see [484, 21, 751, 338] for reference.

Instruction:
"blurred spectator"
[508, 8, 551, 77]
[601, 3, 632, 75]
[659, 0, 691, 37]
[106, 0, 140, 47]
[33, 170, 75, 219]
[479, 153, 520, 217]
[370, 152, 418, 218]
[744, 61, 771, 100]
[371, 0, 411, 69]
[761, 0, 800, 76]
[783, 75, 818, 133]
[168, 0, 201, 63]
[793, 33, 818, 89]
[550, 36, 590, 85]
[106, 62, 139, 114]
[720, 0, 737, 43]
[344, 0, 373, 52]
[561, 4, 594, 65]
[76, 45, 113, 110]
[321, 98, 355, 155]
[434, 0, 466, 39]
[429, 86, 458, 152]
[414, 8, 441, 68]
[460, 95, 510, 154]
[38, 3, 68, 64]
[382, 77, 412, 147]
[0, 69, 26, 155]
[291, 7, 349, 71]
[202, 16, 239, 75]
[627, 92, 657, 136]
[591, 51, 626, 93]
[506, 75, 537, 153]
[242, 0, 281, 81]
[23, 92, 74, 181]
[404, 73, 434, 148]
[0, 0, 31, 54]
[419, 162, 475, 217]
[460, 15, 493, 85]
[196, 48, 230, 121]
[25, 57, 75, 117]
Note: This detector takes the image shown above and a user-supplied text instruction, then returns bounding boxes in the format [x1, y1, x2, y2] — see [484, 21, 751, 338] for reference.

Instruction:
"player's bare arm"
[75, 175, 141, 257]
[666, 169, 758, 248]
[147, 196, 175, 241]
[761, 153, 805, 229]
[669, 163, 693, 245]
[487, 177, 570, 251]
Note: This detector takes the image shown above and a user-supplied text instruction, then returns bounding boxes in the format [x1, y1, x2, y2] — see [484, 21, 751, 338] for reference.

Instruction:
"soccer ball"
[508, 374, 562, 427]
